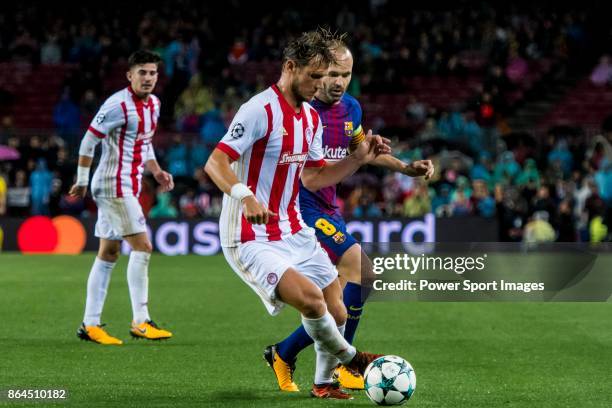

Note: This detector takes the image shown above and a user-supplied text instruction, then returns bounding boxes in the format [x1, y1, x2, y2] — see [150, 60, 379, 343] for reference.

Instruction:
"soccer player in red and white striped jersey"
[69, 50, 174, 344]
[205, 29, 388, 399]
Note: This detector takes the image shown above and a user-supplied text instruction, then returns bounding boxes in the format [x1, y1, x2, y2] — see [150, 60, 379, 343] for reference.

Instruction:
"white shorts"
[94, 196, 147, 241]
[222, 228, 338, 316]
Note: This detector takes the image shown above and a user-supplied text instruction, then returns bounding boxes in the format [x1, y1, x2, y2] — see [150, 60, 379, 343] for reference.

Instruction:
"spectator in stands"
[594, 159, 612, 206]
[470, 179, 496, 218]
[403, 181, 431, 218]
[589, 55, 612, 86]
[53, 89, 82, 142]
[189, 140, 209, 174]
[516, 158, 541, 189]
[0, 116, 15, 146]
[494, 151, 520, 184]
[174, 74, 214, 132]
[40, 34, 62, 64]
[165, 135, 190, 178]
[199, 105, 226, 147]
[405, 95, 427, 123]
[10, 26, 38, 63]
[547, 139, 573, 177]
[7, 170, 30, 216]
[505, 49, 529, 84]
[470, 152, 494, 188]
[227, 38, 248, 65]
[532, 185, 557, 221]
[431, 184, 452, 216]
[179, 188, 199, 218]
[30, 158, 53, 215]
[0, 169, 7, 216]
[496, 185, 528, 242]
[352, 188, 382, 218]
[149, 190, 178, 218]
[556, 199, 576, 241]
[523, 211, 556, 243]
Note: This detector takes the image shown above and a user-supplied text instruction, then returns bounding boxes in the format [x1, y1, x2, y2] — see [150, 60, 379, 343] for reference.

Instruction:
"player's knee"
[142, 241, 153, 253]
[98, 246, 120, 262]
[301, 292, 326, 318]
[132, 241, 153, 253]
[327, 301, 347, 326]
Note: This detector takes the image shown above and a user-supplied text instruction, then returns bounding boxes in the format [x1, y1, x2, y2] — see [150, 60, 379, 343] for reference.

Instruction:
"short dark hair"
[282, 28, 344, 68]
[128, 50, 162, 68]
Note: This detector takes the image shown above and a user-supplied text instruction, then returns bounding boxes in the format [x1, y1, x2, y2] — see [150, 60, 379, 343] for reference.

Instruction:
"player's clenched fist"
[69, 184, 88, 198]
[242, 196, 277, 225]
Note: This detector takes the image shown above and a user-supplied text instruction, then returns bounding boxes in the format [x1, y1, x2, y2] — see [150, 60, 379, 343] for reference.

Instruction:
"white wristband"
[76, 166, 90, 186]
[230, 183, 253, 202]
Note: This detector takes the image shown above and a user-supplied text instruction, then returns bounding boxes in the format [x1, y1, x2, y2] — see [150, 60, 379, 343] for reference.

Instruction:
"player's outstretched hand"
[69, 184, 87, 198]
[154, 170, 175, 192]
[242, 195, 277, 225]
[405, 159, 435, 180]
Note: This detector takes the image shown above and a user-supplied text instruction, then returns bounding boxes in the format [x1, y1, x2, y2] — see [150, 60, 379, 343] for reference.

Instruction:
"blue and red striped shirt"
[300, 93, 363, 216]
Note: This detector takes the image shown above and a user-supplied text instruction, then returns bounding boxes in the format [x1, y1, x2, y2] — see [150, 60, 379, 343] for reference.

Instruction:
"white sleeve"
[306, 116, 326, 168]
[144, 142, 156, 162]
[78, 133, 102, 157]
[87, 99, 126, 139]
[216, 101, 267, 160]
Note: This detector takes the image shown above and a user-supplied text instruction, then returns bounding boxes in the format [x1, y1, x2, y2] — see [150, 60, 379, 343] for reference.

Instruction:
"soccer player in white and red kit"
[205, 29, 387, 399]
[69, 50, 174, 344]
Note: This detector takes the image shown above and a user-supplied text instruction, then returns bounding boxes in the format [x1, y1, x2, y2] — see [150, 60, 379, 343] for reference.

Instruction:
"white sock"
[83, 257, 116, 326]
[314, 323, 346, 385]
[127, 251, 151, 324]
[302, 312, 356, 366]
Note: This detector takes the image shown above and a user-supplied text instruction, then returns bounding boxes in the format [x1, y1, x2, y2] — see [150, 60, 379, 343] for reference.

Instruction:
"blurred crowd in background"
[0, 1, 611, 242]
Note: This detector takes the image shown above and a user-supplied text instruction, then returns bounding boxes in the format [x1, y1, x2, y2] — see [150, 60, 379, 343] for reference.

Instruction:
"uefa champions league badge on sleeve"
[95, 112, 106, 124]
[230, 123, 245, 139]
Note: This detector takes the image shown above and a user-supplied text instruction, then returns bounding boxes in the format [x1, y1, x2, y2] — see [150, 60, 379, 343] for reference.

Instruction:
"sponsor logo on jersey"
[282, 127, 288, 136]
[136, 130, 155, 141]
[278, 152, 308, 165]
[323, 146, 347, 160]
[344, 121, 354, 137]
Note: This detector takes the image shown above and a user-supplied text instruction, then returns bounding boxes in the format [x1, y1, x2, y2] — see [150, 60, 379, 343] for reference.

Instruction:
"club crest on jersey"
[278, 151, 308, 165]
[267, 273, 278, 285]
[306, 127, 313, 139]
[344, 121, 353, 137]
[332, 231, 346, 244]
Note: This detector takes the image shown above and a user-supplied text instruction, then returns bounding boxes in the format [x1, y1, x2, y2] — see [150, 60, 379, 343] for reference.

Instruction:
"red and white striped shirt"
[218, 85, 325, 247]
[86, 86, 160, 198]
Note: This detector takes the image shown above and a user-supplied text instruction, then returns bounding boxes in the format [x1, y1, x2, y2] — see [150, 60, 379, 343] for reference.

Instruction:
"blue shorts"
[301, 210, 358, 264]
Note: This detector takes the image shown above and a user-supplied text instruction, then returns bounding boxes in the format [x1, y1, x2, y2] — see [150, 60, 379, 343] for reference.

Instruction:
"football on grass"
[364, 355, 416, 405]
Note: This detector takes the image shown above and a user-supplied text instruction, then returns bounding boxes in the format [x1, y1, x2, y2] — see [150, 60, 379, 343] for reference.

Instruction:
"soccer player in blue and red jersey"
[264, 38, 434, 394]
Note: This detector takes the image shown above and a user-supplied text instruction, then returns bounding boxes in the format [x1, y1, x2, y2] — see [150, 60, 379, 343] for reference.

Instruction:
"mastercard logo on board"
[17, 216, 87, 254]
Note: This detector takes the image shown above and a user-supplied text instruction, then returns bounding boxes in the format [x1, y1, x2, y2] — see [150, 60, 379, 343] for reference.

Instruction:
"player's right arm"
[69, 100, 126, 198]
[204, 103, 276, 225]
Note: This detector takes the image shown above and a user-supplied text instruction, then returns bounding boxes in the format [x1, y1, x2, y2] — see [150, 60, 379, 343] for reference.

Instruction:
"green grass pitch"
[0, 253, 611, 407]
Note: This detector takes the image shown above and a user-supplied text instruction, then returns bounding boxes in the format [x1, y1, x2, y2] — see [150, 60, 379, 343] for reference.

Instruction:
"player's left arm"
[144, 144, 174, 192]
[371, 154, 435, 179]
[350, 101, 433, 180]
[301, 127, 390, 191]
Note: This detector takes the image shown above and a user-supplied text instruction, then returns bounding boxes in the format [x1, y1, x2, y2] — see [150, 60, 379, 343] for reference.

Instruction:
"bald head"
[316, 46, 354, 104]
